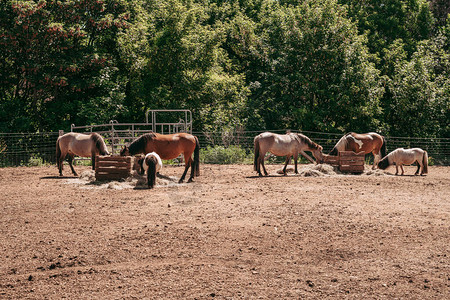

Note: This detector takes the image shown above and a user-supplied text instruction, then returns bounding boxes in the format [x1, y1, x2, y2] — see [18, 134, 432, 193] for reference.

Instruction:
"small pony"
[329, 132, 386, 169]
[254, 131, 324, 176]
[378, 148, 428, 176]
[56, 132, 109, 176]
[136, 152, 163, 188]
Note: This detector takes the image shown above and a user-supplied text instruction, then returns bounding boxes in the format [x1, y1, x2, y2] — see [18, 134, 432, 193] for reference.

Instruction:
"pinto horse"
[254, 132, 324, 176]
[378, 148, 428, 176]
[120, 132, 200, 183]
[56, 132, 109, 176]
[329, 132, 386, 169]
[136, 152, 163, 188]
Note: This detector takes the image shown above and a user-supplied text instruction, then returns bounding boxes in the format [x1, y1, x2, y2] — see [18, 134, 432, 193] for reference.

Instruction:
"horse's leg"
[261, 155, 268, 176]
[395, 165, 399, 175]
[372, 152, 380, 169]
[400, 165, 405, 176]
[58, 152, 65, 176]
[282, 156, 291, 175]
[294, 154, 299, 174]
[179, 156, 191, 183]
[415, 161, 421, 175]
[187, 156, 196, 183]
[68, 154, 78, 176]
[91, 152, 96, 170]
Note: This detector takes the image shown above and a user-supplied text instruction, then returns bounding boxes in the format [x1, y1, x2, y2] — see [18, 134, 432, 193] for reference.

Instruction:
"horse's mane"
[128, 133, 157, 155]
[296, 133, 321, 150]
[90, 133, 108, 155]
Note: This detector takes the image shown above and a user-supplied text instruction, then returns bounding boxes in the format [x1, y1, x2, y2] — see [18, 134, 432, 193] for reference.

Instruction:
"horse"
[253, 132, 324, 177]
[329, 132, 386, 169]
[56, 132, 109, 176]
[136, 152, 163, 188]
[378, 148, 428, 176]
[120, 132, 200, 183]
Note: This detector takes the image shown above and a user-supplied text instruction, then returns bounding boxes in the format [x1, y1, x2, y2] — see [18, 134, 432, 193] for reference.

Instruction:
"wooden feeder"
[323, 151, 365, 173]
[338, 151, 365, 173]
[95, 156, 132, 181]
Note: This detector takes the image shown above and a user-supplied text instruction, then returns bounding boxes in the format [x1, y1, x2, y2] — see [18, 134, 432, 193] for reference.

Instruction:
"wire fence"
[0, 130, 449, 167]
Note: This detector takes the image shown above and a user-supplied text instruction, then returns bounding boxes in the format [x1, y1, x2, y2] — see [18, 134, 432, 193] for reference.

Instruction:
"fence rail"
[1, 130, 449, 167]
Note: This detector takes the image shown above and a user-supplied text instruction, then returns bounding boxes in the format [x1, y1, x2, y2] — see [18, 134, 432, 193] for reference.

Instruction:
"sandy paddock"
[0, 164, 449, 299]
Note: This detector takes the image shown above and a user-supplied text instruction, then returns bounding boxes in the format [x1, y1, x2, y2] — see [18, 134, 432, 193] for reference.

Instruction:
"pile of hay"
[67, 170, 181, 189]
[299, 164, 337, 177]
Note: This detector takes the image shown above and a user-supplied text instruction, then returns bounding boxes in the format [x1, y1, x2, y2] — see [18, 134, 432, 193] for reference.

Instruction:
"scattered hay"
[276, 164, 337, 177]
[363, 168, 392, 176]
[299, 164, 337, 177]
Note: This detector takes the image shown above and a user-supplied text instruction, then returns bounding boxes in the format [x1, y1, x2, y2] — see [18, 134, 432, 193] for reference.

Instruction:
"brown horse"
[254, 132, 324, 176]
[120, 132, 200, 183]
[56, 132, 109, 176]
[329, 132, 386, 169]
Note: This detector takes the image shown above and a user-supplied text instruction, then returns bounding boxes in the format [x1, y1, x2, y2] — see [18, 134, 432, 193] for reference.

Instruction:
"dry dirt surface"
[0, 164, 449, 299]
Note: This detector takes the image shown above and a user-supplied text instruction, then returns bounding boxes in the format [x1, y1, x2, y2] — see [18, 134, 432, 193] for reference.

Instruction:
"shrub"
[200, 145, 250, 164]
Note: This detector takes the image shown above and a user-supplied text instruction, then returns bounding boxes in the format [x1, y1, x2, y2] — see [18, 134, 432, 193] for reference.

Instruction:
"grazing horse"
[136, 152, 163, 188]
[329, 132, 386, 169]
[56, 132, 109, 176]
[120, 132, 200, 183]
[378, 148, 428, 176]
[253, 132, 324, 177]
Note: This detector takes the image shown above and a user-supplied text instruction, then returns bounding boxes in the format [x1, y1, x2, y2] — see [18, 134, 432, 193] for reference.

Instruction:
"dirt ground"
[0, 163, 449, 299]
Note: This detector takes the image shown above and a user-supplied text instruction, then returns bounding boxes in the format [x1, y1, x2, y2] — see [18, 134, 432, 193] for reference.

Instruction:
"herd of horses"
[56, 131, 429, 188]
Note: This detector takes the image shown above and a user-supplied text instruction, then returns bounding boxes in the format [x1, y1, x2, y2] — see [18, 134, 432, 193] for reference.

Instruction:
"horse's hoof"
[187, 178, 193, 183]
[178, 179, 184, 184]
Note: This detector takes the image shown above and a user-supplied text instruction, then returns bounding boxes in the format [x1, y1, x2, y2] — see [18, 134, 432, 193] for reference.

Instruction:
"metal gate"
[66, 109, 193, 155]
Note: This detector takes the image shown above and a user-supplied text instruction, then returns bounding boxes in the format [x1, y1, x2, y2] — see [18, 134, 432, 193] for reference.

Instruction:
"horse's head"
[312, 145, 324, 164]
[377, 156, 390, 170]
[120, 146, 130, 156]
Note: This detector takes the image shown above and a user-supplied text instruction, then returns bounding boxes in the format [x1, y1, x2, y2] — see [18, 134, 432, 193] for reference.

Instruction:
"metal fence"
[0, 130, 449, 167]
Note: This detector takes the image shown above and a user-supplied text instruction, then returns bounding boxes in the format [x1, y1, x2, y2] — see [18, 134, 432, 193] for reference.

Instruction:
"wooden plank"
[96, 161, 131, 168]
[339, 156, 365, 163]
[96, 156, 131, 163]
[339, 151, 365, 157]
[339, 165, 365, 172]
[95, 168, 131, 174]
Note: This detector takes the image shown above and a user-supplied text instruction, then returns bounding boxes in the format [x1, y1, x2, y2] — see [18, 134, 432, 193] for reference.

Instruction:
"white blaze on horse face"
[350, 136, 364, 150]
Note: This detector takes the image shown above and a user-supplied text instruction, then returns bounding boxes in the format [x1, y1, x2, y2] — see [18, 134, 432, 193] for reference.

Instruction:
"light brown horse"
[378, 148, 428, 175]
[120, 132, 200, 183]
[254, 132, 324, 176]
[56, 132, 109, 176]
[329, 132, 386, 169]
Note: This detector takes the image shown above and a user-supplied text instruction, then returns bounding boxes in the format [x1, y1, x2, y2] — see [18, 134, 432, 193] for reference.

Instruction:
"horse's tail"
[380, 136, 387, 158]
[147, 157, 157, 189]
[254, 137, 260, 171]
[92, 133, 109, 156]
[422, 150, 428, 174]
[56, 138, 62, 169]
[193, 136, 200, 177]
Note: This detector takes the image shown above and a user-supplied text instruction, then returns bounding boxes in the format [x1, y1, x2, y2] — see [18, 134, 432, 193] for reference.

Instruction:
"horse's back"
[255, 132, 298, 156]
[391, 148, 424, 165]
[58, 132, 93, 156]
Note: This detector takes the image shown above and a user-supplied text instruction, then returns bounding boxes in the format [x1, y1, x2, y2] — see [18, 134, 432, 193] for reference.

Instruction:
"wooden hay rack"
[323, 151, 365, 173]
[95, 156, 132, 181]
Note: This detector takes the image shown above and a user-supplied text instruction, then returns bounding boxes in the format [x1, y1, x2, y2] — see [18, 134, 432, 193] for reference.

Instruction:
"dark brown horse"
[120, 132, 200, 183]
[329, 132, 386, 169]
[56, 132, 109, 176]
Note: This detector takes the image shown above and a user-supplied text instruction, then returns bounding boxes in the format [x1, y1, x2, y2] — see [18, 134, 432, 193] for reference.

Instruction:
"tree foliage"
[0, 0, 448, 138]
